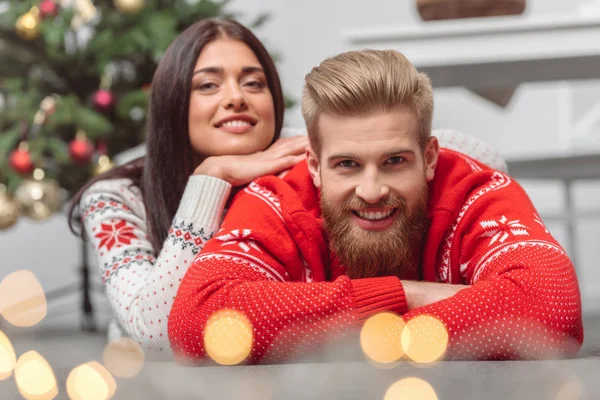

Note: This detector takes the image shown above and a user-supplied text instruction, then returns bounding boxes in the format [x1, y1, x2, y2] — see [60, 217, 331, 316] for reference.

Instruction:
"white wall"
[1, 0, 598, 332]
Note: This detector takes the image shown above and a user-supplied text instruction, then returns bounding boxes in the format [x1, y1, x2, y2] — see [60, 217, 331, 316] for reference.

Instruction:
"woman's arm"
[81, 176, 231, 353]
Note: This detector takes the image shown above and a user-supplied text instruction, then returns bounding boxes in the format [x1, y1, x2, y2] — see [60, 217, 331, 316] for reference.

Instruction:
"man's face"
[307, 107, 439, 279]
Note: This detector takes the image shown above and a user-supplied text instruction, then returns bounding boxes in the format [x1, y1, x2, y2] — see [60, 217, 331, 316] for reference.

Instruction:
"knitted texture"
[169, 149, 583, 363]
[80, 175, 231, 354]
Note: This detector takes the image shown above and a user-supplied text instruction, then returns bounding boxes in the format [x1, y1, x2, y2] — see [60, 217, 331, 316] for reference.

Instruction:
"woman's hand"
[194, 135, 309, 186]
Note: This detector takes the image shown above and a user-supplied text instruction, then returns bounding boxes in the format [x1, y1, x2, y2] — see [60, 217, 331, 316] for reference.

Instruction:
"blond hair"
[301, 49, 433, 154]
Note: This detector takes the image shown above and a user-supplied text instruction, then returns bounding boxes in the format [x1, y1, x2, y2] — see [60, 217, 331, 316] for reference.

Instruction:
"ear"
[306, 145, 321, 188]
[424, 136, 439, 182]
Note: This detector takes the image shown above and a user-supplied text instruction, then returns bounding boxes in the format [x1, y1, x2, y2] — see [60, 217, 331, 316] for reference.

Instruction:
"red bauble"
[9, 148, 35, 175]
[39, 0, 59, 18]
[93, 90, 115, 112]
[69, 136, 95, 165]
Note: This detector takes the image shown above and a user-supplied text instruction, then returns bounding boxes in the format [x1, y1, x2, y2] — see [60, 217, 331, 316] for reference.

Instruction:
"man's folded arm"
[401, 184, 584, 360]
[168, 189, 407, 364]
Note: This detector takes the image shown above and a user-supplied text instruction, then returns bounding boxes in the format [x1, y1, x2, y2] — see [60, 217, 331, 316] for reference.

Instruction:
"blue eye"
[337, 160, 358, 168]
[385, 156, 404, 165]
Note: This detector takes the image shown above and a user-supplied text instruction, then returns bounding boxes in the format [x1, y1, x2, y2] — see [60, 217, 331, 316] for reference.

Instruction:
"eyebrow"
[192, 66, 265, 76]
[327, 148, 415, 163]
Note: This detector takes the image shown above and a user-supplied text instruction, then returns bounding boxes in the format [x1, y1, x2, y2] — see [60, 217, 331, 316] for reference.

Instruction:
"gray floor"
[1, 315, 599, 400]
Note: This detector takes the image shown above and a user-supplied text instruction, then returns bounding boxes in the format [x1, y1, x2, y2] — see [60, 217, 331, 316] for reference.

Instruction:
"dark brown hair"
[68, 19, 284, 252]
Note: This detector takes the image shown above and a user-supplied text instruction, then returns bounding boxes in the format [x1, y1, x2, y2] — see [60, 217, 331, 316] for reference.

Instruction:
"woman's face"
[188, 38, 276, 159]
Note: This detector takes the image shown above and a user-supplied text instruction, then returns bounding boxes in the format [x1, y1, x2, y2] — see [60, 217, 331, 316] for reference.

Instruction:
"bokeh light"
[384, 377, 438, 400]
[0, 330, 16, 380]
[102, 338, 145, 378]
[555, 377, 583, 400]
[0, 270, 47, 327]
[401, 315, 448, 363]
[204, 309, 253, 365]
[66, 361, 117, 400]
[14, 351, 58, 400]
[360, 312, 405, 364]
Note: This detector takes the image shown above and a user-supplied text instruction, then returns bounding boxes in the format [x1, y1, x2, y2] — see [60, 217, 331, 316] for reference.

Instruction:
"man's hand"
[400, 281, 470, 311]
[194, 136, 308, 186]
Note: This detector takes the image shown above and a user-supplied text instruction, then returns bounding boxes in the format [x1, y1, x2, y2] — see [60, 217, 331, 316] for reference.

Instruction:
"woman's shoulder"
[80, 178, 144, 213]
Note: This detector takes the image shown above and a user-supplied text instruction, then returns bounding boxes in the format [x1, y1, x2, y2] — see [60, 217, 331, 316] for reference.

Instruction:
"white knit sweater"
[80, 175, 231, 355]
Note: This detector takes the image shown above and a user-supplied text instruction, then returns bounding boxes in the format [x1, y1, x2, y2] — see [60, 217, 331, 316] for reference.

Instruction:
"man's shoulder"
[230, 161, 319, 222]
[245, 160, 319, 216]
[431, 149, 525, 213]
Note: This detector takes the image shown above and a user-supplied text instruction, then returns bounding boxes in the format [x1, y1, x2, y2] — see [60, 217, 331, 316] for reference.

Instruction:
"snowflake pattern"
[82, 194, 133, 220]
[248, 182, 281, 210]
[95, 220, 139, 251]
[478, 215, 530, 246]
[102, 249, 155, 284]
[167, 219, 212, 256]
[216, 229, 262, 253]
[437, 167, 511, 282]
[244, 182, 283, 221]
[533, 213, 549, 233]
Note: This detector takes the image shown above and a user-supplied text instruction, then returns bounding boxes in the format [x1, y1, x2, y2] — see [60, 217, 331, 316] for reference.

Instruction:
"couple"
[71, 19, 583, 362]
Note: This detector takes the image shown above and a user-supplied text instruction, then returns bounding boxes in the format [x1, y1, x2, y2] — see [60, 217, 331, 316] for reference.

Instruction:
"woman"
[69, 19, 307, 355]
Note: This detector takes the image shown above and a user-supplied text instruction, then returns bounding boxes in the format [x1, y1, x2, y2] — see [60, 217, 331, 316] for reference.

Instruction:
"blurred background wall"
[1, 0, 598, 332]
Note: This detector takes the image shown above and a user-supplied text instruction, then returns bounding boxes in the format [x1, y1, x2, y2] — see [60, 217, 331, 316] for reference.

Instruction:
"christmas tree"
[0, 0, 273, 229]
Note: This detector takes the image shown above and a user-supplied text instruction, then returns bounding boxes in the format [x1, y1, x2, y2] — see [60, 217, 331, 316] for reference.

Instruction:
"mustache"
[340, 195, 406, 212]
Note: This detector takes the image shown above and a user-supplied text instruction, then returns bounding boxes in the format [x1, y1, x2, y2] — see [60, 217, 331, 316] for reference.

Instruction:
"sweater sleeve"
[403, 177, 584, 360]
[168, 182, 407, 364]
[80, 175, 231, 353]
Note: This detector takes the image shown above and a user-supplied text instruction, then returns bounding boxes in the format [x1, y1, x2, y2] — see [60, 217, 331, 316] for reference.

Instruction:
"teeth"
[356, 209, 394, 220]
[221, 120, 251, 127]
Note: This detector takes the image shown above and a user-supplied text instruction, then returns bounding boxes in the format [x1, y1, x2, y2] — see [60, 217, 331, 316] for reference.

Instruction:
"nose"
[355, 169, 390, 204]
[223, 81, 247, 111]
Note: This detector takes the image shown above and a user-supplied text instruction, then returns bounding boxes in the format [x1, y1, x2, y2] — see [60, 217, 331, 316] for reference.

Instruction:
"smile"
[352, 208, 397, 221]
[217, 119, 255, 128]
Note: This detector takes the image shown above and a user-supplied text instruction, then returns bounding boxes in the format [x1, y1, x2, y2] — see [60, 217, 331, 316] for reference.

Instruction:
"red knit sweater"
[169, 149, 583, 362]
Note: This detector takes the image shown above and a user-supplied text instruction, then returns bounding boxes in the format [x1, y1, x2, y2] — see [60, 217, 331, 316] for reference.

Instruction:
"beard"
[321, 184, 429, 279]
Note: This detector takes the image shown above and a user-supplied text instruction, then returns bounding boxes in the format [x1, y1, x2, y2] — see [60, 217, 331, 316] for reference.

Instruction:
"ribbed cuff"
[175, 175, 232, 226]
[351, 277, 407, 320]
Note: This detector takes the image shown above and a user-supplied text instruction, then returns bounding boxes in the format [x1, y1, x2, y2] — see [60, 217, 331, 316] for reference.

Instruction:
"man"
[169, 50, 583, 363]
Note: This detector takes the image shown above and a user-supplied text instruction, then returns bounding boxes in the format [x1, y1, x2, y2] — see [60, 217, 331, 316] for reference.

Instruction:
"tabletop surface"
[2, 315, 599, 399]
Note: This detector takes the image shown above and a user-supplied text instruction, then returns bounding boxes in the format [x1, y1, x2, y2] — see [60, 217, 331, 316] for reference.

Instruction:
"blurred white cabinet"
[343, 13, 600, 88]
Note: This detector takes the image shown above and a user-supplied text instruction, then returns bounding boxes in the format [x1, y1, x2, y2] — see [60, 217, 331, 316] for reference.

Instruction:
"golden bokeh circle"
[103, 338, 145, 378]
[401, 315, 448, 363]
[0, 330, 16, 380]
[384, 377, 438, 400]
[0, 270, 47, 327]
[360, 312, 405, 364]
[555, 377, 583, 400]
[14, 351, 58, 400]
[67, 361, 117, 400]
[204, 309, 254, 365]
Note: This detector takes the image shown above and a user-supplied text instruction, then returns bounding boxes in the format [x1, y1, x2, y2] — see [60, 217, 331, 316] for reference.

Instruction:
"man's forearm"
[400, 280, 469, 311]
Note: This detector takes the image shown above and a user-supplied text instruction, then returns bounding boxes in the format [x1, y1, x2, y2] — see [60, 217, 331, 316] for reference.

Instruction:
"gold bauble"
[14, 169, 62, 221]
[15, 7, 41, 40]
[93, 155, 115, 176]
[0, 185, 19, 230]
[114, 0, 145, 14]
